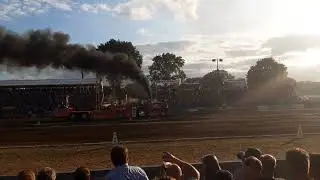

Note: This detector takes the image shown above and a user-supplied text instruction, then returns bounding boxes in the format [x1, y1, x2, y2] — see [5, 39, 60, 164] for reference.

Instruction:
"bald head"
[163, 163, 182, 180]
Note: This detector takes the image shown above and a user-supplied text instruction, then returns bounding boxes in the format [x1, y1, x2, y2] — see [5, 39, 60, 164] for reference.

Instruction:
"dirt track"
[1, 109, 320, 175]
[1, 109, 320, 146]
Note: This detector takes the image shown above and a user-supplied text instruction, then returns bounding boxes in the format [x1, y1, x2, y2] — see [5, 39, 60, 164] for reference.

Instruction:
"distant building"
[223, 78, 247, 90]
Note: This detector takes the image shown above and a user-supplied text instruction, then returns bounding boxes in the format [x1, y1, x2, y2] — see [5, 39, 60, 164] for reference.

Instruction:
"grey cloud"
[182, 65, 248, 78]
[183, 62, 211, 70]
[136, 36, 320, 81]
[183, 69, 207, 78]
[181, 60, 256, 78]
[141, 65, 149, 74]
[223, 59, 258, 69]
[288, 65, 320, 81]
[137, 39, 263, 78]
[226, 70, 247, 78]
[263, 35, 320, 55]
[225, 49, 258, 57]
[137, 41, 194, 55]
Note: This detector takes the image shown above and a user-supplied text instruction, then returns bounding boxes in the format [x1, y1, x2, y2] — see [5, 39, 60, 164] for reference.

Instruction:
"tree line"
[97, 39, 297, 105]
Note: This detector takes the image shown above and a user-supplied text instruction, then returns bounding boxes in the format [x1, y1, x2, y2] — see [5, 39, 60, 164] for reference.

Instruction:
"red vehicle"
[52, 104, 128, 120]
[90, 101, 168, 120]
[52, 107, 74, 118]
[91, 104, 130, 120]
[53, 101, 168, 121]
[148, 101, 169, 117]
[136, 101, 169, 118]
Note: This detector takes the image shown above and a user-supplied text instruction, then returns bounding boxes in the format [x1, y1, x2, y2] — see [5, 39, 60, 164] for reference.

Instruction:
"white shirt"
[105, 164, 149, 180]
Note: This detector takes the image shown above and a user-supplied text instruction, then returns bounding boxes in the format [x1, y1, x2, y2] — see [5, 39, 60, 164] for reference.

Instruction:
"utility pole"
[212, 58, 224, 107]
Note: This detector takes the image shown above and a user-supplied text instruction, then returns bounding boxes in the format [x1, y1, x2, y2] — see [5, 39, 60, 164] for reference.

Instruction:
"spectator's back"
[18, 170, 36, 180]
[201, 154, 221, 180]
[286, 148, 310, 180]
[234, 148, 262, 180]
[216, 170, 233, 180]
[105, 145, 149, 180]
[73, 167, 90, 180]
[260, 154, 276, 180]
[243, 157, 262, 180]
[37, 167, 56, 180]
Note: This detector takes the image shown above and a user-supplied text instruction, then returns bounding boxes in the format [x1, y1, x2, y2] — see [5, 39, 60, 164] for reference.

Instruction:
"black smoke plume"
[0, 27, 151, 97]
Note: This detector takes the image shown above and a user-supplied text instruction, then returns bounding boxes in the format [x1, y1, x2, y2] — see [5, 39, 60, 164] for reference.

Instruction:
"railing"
[1, 160, 287, 180]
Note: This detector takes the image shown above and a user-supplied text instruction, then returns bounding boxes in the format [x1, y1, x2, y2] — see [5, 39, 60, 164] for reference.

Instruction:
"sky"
[1, 0, 320, 81]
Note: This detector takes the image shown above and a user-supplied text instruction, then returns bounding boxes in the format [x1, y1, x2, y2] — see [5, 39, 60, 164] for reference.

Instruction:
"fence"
[1, 160, 287, 180]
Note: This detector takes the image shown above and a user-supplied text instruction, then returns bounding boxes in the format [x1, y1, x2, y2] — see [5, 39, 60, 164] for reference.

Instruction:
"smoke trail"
[0, 27, 151, 97]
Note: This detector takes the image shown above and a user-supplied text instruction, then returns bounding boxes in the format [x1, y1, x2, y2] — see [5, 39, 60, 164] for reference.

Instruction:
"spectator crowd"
[14, 145, 318, 180]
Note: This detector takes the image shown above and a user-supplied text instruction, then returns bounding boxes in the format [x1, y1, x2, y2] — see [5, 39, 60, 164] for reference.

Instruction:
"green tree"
[247, 57, 287, 90]
[246, 57, 298, 104]
[96, 39, 143, 99]
[199, 70, 235, 106]
[200, 70, 235, 89]
[97, 39, 143, 67]
[148, 53, 186, 83]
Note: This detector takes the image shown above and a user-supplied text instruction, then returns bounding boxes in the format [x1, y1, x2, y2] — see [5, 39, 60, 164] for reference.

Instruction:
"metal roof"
[0, 78, 100, 87]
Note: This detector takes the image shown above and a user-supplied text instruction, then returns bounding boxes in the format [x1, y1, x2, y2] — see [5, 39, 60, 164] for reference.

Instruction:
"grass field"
[1, 135, 320, 175]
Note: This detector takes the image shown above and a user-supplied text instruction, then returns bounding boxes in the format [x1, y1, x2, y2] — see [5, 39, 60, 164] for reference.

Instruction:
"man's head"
[37, 167, 56, 180]
[110, 145, 128, 167]
[245, 148, 262, 159]
[286, 148, 310, 178]
[261, 154, 277, 178]
[243, 156, 262, 180]
[73, 167, 90, 180]
[18, 170, 36, 180]
[201, 154, 221, 180]
[237, 148, 262, 161]
[163, 162, 182, 180]
[216, 170, 233, 180]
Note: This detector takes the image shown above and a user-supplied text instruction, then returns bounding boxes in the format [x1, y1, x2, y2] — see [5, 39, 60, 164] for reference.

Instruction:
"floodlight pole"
[212, 58, 224, 106]
[212, 58, 223, 71]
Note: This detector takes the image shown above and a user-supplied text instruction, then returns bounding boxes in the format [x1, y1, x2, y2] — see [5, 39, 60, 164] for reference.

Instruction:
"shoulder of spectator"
[132, 166, 149, 179]
[132, 166, 146, 172]
[104, 170, 115, 180]
[95, 176, 107, 180]
[130, 166, 148, 178]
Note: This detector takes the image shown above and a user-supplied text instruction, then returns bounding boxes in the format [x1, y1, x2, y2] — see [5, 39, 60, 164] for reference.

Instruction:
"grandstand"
[0, 78, 109, 118]
[0, 78, 102, 87]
